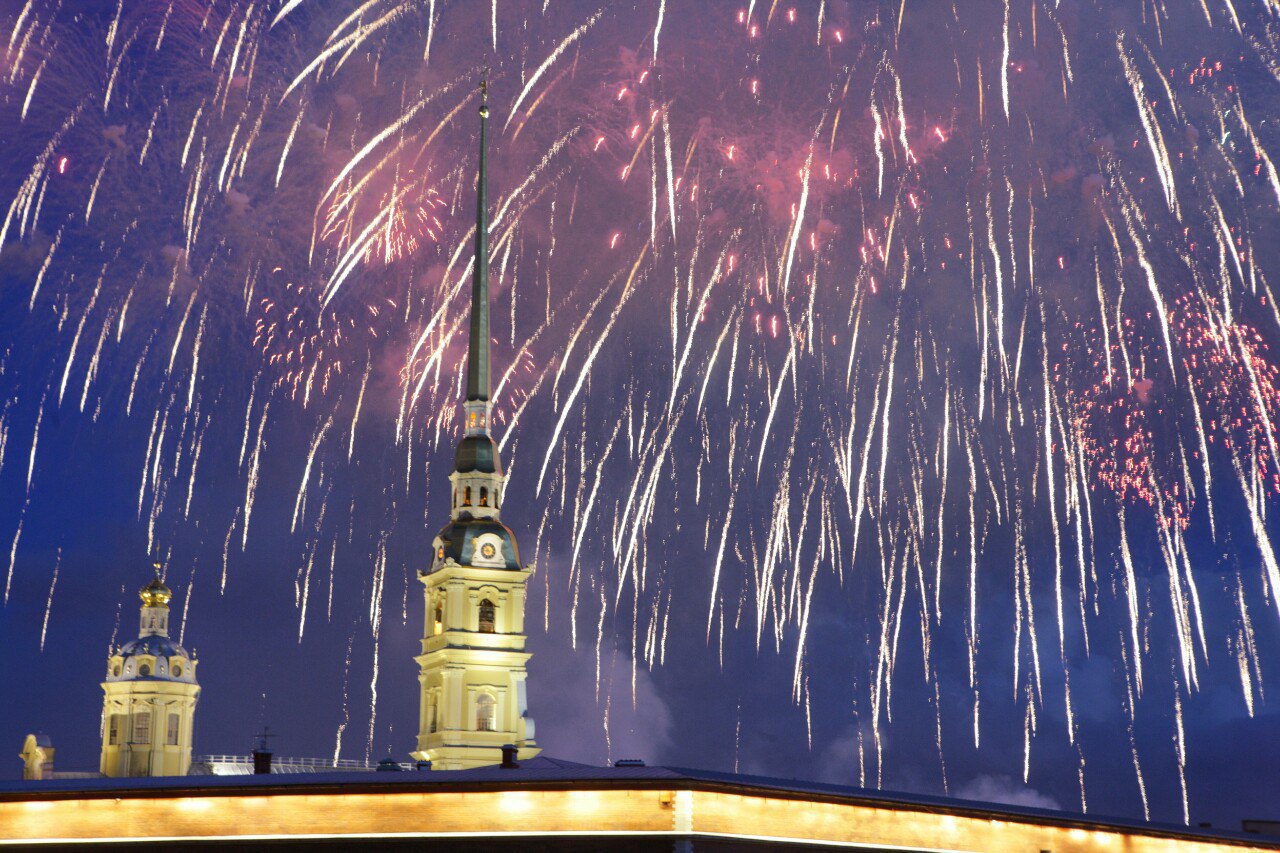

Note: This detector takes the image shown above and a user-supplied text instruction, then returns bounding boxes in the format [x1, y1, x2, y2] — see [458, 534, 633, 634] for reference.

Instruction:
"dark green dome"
[454, 435, 503, 474]
[429, 518, 521, 571]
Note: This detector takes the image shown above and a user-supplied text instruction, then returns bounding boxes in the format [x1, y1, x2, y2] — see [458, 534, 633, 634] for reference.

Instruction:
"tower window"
[167, 713, 180, 746]
[133, 713, 151, 745]
[479, 486, 488, 507]
[108, 715, 122, 745]
[433, 601, 444, 635]
[138, 663, 151, 677]
[478, 599, 495, 633]
[464, 486, 472, 507]
[172, 663, 182, 678]
[427, 696, 438, 733]
[476, 694, 495, 732]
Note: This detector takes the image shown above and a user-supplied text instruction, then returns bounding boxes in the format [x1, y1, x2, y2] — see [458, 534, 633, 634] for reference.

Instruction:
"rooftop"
[1, 756, 1275, 850]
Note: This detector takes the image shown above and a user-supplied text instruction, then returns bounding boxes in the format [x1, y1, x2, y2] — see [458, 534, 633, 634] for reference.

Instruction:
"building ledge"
[0, 759, 1273, 850]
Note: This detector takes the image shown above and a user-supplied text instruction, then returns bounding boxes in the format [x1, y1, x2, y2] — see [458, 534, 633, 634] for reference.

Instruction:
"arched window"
[463, 486, 472, 506]
[433, 601, 444, 635]
[427, 696, 438, 733]
[479, 486, 488, 507]
[476, 694, 495, 732]
[478, 599, 496, 633]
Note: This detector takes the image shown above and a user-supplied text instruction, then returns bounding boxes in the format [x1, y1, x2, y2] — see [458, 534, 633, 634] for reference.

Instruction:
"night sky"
[2, 0, 1279, 834]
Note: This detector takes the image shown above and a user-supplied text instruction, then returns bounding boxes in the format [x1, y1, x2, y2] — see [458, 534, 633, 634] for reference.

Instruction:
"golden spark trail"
[1118, 36, 1179, 219]
[348, 365, 369, 461]
[1001, 0, 1011, 121]
[537, 277, 636, 493]
[241, 399, 271, 550]
[505, 9, 604, 133]
[292, 418, 332, 534]
[4, 500, 28, 604]
[39, 548, 58, 652]
[57, 275, 101, 406]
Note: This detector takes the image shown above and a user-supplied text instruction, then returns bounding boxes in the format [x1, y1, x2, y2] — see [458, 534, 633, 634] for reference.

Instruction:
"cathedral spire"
[416, 76, 538, 770]
[465, 77, 491, 423]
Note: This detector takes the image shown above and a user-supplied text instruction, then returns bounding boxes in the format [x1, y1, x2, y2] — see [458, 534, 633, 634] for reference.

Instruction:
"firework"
[2, 0, 1280, 822]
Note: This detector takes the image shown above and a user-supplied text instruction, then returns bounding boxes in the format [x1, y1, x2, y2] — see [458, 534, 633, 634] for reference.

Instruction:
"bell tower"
[412, 80, 539, 770]
[100, 570, 200, 777]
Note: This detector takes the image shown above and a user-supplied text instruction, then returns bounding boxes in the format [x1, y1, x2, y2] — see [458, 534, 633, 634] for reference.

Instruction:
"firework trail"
[2, 0, 1280, 823]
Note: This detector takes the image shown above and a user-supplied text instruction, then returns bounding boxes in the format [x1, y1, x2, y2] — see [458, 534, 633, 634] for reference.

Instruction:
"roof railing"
[193, 755, 413, 772]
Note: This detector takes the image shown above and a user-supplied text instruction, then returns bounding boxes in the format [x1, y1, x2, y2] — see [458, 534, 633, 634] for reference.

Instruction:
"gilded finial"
[141, 564, 171, 607]
[480, 68, 489, 118]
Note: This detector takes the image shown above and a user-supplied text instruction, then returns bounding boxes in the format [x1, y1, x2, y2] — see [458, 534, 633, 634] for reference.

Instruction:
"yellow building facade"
[412, 84, 538, 770]
[99, 574, 200, 777]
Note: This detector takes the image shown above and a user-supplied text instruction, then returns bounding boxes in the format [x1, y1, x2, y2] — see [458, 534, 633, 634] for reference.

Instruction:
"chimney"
[252, 747, 273, 775]
[500, 744, 519, 769]
[251, 729, 274, 775]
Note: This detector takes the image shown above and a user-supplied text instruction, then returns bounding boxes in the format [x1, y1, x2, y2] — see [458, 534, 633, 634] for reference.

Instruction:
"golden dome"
[140, 573, 171, 607]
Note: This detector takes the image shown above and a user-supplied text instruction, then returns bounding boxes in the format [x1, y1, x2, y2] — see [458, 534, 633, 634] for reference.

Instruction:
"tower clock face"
[480, 542, 497, 560]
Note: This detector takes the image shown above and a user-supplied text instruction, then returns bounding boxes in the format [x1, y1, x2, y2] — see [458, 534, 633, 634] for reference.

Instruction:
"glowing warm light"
[498, 790, 534, 812]
[0, 785, 1245, 850]
[567, 790, 602, 809]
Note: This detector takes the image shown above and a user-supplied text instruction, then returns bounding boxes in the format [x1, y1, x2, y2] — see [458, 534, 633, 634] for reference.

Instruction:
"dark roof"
[0, 757, 1271, 848]
[454, 435, 502, 474]
[117, 634, 190, 659]
[432, 518, 521, 570]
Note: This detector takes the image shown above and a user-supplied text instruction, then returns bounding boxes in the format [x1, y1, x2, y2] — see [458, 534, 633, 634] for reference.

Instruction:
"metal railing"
[192, 753, 376, 768]
[192, 755, 415, 773]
